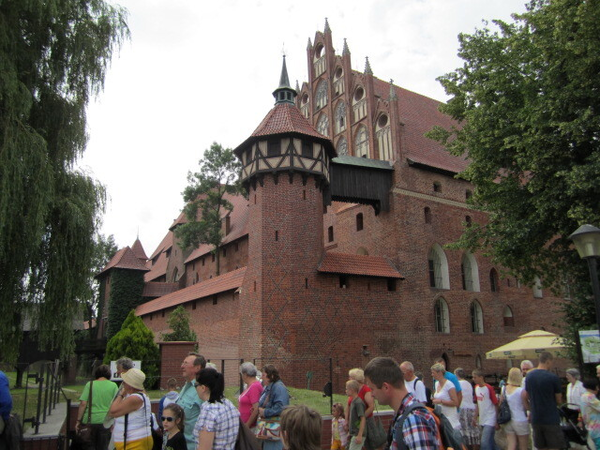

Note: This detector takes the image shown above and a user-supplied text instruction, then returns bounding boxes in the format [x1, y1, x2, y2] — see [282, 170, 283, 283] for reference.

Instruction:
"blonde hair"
[431, 363, 445, 373]
[332, 402, 344, 417]
[346, 379, 360, 393]
[280, 405, 321, 450]
[348, 368, 365, 383]
[507, 367, 523, 385]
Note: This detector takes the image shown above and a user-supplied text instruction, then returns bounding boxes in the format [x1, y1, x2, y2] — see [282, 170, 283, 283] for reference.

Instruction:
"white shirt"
[475, 384, 497, 427]
[459, 379, 475, 409]
[434, 380, 461, 430]
[567, 380, 585, 411]
[404, 377, 427, 403]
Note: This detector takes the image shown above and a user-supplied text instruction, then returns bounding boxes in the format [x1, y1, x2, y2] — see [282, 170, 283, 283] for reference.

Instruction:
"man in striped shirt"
[365, 357, 440, 450]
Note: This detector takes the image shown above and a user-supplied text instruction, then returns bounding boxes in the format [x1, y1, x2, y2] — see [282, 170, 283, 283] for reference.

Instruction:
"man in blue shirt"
[0, 370, 12, 434]
[176, 353, 205, 450]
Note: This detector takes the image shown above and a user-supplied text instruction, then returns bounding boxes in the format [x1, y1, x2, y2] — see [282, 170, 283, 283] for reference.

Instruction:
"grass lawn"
[7, 371, 389, 424]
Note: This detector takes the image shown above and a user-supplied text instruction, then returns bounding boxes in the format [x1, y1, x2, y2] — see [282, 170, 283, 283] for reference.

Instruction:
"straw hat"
[121, 368, 146, 391]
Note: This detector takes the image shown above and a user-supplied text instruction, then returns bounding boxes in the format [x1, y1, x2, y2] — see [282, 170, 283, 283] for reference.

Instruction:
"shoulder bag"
[255, 385, 281, 441]
[497, 387, 511, 425]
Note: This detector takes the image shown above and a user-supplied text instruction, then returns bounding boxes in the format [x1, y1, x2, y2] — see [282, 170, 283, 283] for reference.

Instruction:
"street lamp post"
[569, 224, 600, 331]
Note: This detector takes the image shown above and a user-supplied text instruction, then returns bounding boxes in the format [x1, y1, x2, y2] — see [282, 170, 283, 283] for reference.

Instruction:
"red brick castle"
[97, 21, 564, 390]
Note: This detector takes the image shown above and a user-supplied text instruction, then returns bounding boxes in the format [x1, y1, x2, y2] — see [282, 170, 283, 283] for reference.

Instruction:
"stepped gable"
[131, 238, 148, 261]
[184, 192, 249, 264]
[97, 246, 149, 277]
[136, 267, 246, 316]
[371, 77, 468, 174]
[318, 252, 404, 279]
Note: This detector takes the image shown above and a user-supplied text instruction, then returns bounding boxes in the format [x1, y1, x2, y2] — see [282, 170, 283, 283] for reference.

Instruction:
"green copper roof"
[332, 155, 394, 170]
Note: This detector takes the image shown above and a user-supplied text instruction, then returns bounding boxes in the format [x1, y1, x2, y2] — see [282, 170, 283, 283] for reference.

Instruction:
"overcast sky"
[78, 0, 529, 255]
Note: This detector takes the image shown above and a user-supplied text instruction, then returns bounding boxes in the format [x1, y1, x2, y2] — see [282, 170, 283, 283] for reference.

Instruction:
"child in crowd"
[331, 402, 348, 450]
[161, 403, 187, 450]
[158, 377, 180, 426]
[473, 369, 500, 450]
[346, 380, 366, 450]
[280, 404, 322, 450]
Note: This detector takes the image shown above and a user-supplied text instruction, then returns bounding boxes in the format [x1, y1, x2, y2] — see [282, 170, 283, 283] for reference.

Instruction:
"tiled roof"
[252, 102, 327, 139]
[184, 193, 249, 264]
[136, 267, 247, 316]
[131, 238, 148, 261]
[318, 252, 404, 279]
[142, 282, 179, 298]
[371, 76, 468, 174]
[97, 246, 149, 277]
[234, 103, 336, 157]
[145, 232, 174, 282]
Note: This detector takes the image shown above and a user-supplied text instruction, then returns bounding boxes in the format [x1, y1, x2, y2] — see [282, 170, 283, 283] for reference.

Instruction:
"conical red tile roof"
[131, 238, 148, 261]
[96, 246, 149, 278]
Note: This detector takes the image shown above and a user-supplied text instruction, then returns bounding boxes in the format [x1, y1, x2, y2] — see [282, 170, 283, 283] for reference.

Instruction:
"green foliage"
[0, 0, 129, 362]
[104, 310, 160, 388]
[175, 142, 242, 275]
[161, 306, 198, 342]
[428, 0, 600, 356]
[107, 270, 145, 339]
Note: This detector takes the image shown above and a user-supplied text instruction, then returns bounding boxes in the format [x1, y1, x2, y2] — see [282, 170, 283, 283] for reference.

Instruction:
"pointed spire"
[343, 38, 350, 55]
[364, 57, 373, 75]
[295, 80, 300, 92]
[389, 79, 397, 100]
[272, 55, 297, 105]
[307, 37, 312, 49]
[324, 18, 331, 33]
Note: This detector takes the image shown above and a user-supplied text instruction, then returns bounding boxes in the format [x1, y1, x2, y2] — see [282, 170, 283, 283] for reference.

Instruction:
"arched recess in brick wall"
[503, 306, 514, 327]
[470, 300, 484, 334]
[461, 252, 480, 292]
[428, 244, 450, 289]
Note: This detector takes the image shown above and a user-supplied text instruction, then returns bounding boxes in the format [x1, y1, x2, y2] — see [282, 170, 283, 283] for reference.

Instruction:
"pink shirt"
[239, 381, 263, 425]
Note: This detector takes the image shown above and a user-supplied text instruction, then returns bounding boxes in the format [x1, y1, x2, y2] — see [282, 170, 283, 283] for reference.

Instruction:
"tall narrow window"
[356, 213, 364, 231]
[434, 298, 450, 333]
[428, 244, 450, 289]
[302, 141, 312, 158]
[424, 207, 432, 224]
[328, 226, 334, 243]
[315, 80, 328, 110]
[533, 275, 543, 298]
[355, 126, 369, 158]
[317, 114, 329, 137]
[490, 268, 499, 292]
[470, 301, 484, 334]
[461, 252, 480, 292]
[503, 306, 514, 327]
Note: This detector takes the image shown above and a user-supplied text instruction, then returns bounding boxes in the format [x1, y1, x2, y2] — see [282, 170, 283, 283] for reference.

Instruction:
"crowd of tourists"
[69, 353, 600, 450]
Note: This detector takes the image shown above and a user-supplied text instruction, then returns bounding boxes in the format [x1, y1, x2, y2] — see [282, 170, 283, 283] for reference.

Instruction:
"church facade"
[98, 22, 564, 390]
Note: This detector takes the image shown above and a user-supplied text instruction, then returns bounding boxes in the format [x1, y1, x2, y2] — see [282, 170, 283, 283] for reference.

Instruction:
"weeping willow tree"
[0, 0, 129, 362]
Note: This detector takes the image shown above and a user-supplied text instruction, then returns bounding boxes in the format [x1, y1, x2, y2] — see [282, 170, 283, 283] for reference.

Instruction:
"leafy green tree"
[0, 1, 129, 361]
[427, 0, 600, 355]
[104, 310, 160, 387]
[161, 305, 198, 342]
[175, 142, 242, 275]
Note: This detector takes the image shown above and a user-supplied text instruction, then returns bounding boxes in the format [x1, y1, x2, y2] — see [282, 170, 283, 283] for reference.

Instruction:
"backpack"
[394, 402, 441, 450]
[432, 407, 466, 450]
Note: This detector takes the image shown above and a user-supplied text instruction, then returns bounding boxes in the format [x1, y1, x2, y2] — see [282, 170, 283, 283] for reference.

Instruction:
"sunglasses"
[161, 416, 175, 422]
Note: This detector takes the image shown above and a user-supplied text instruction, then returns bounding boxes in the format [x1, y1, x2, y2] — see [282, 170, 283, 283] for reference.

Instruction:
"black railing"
[22, 360, 70, 435]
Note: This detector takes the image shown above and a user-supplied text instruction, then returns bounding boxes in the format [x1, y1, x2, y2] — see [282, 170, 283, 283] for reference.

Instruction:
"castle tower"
[234, 57, 336, 361]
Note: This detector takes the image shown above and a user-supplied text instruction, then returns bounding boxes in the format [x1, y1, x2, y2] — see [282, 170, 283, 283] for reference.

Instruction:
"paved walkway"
[23, 402, 68, 438]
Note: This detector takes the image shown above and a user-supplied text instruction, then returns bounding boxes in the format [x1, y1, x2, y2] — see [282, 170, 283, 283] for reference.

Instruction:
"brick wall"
[159, 341, 196, 389]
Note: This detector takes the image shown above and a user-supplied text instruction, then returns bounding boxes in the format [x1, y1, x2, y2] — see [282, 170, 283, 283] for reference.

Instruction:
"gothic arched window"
[317, 114, 329, 137]
[355, 126, 369, 158]
[461, 252, 480, 292]
[315, 80, 327, 110]
[428, 244, 450, 289]
[334, 101, 347, 134]
[470, 300, 484, 334]
[336, 137, 348, 156]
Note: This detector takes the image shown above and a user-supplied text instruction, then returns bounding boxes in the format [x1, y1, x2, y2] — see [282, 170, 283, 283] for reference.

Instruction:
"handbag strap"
[85, 380, 94, 424]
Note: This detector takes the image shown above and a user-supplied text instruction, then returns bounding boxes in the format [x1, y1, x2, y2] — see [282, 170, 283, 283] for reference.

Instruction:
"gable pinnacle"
[324, 17, 331, 33]
[389, 79, 398, 100]
[343, 38, 350, 55]
[364, 57, 373, 75]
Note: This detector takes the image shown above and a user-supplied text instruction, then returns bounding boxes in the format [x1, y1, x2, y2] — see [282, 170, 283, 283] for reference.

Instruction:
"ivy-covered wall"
[107, 269, 145, 338]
